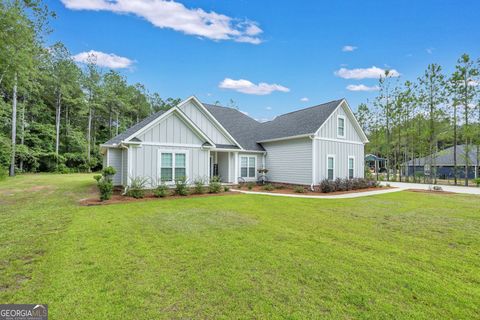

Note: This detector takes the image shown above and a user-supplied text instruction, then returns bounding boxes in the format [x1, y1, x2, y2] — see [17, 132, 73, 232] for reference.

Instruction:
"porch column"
[227, 152, 231, 182]
[233, 152, 239, 184]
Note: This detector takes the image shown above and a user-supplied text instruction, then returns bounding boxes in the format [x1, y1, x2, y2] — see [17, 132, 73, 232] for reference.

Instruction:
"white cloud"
[342, 45, 357, 52]
[335, 66, 400, 79]
[266, 106, 272, 110]
[346, 84, 380, 92]
[426, 48, 434, 54]
[61, 0, 263, 44]
[218, 78, 290, 95]
[300, 97, 309, 102]
[72, 50, 134, 69]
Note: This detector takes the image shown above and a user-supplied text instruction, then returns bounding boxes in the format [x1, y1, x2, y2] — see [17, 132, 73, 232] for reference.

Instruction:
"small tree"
[94, 166, 116, 201]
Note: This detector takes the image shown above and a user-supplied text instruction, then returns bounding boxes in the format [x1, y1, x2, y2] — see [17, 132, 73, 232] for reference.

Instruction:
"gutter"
[310, 135, 316, 191]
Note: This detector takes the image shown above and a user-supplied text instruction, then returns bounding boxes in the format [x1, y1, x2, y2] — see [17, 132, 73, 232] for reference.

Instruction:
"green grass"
[0, 174, 479, 319]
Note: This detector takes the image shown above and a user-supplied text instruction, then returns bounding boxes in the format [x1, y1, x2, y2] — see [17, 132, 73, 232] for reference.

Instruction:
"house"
[101, 96, 368, 189]
[407, 145, 479, 179]
[365, 154, 387, 173]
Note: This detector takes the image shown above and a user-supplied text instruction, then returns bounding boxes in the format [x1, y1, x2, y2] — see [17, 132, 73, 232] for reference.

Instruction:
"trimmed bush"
[174, 177, 189, 196]
[127, 176, 148, 199]
[247, 182, 255, 190]
[223, 186, 230, 192]
[320, 179, 336, 193]
[209, 176, 222, 193]
[319, 178, 378, 193]
[293, 186, 305, 193]
[94, 166, 117, 201]
[193, 179, 205, 194]
[262, 184, 275, 191]
[154, 183, 169, 198]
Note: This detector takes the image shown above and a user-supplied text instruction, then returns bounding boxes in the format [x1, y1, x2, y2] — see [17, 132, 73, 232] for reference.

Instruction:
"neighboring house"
[101, 96, 368, 188]
[407, 144, 479, 179]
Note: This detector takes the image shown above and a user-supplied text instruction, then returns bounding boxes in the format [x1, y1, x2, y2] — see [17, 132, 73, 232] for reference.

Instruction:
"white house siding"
[216, 152, 230, 182]
[262, 138, 312, 185]
[316, 102, 363, 142]
[178, 100, 235, 145]
[122, 148, 128, 185]
[136, 112, 204, 145]
[313, 140, 364, 183]
[129, 145, 208, 187]
[107, 148, 123, 186]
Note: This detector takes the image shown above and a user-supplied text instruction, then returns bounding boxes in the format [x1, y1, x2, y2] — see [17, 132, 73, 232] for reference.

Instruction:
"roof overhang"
[257, 133, 313, 143]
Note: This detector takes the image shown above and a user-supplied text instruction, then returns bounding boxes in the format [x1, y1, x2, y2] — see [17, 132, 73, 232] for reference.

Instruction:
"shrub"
[247, 182, 255, 190]
[193, 179, 205, 194]
[320, 179, 336, 193]
[0, 165, 7, 181]
[174, 177, 189, 196]
[262, 183, 275, 191]
[154, 183, 169, 198]
[209, 176, 222, 193]
[127, 176, 148, 199]
[293, 186, 305, 193]
[474, 178, 480, 187]
[94, 166, 117, 201]
[223, 186, 230, 192]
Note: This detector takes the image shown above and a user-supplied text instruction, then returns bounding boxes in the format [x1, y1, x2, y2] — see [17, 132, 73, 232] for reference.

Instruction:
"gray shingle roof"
[256, 99, 343, 141]
[203, 104, 265, 151]
[104, 99, 345, 151]
[407, 145, 479, 166]
[103, 110, 166, 145]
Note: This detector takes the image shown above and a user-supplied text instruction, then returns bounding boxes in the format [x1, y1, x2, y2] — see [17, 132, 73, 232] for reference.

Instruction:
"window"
[160, 151, 187, 182]
[240, 156, 256, 178]
[337, 116, 345, 138]
[348, 157, 354, 179]
[327, 155, 335, 180]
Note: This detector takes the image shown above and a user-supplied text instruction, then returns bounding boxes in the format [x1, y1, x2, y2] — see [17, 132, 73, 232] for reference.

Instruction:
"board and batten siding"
[313, 139, 364, 183]
[178, 100, 235, 145]
[135, 112, 204, 145]
[130, 145, 208, 188]
[316, 102, 363, 142]
[262, 138, 312, 185]
[106, 148, 123, 186]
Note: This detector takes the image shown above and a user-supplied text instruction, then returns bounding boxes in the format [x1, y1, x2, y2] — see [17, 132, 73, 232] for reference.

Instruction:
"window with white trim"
[327, 156, 335, 180]
[240, 156, 256, 178]
[348, 157, 354, 179]
[160, 152, 187, 182]
[337, 116, 345, 138]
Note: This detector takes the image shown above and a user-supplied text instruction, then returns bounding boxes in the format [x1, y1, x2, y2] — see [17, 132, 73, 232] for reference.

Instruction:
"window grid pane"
[161, 153, 172, 167]
[175, 153, 186, 168]
[175, 168, 186, 179]
[161, 168, 173, 181]
[241, 168, 248, 177]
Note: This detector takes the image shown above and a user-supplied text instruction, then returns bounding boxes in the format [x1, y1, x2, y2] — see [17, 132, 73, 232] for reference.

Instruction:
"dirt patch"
[79, 190, 243, 206]
[407, 189, 457, 195]
[27, 185, 53, 192]
[240, 185, 390, 196]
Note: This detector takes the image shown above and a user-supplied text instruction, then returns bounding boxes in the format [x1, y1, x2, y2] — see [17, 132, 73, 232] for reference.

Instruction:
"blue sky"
[48, 0, 480, 121]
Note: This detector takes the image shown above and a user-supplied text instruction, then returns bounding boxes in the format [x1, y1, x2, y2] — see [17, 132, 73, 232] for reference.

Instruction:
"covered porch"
[209, 149, 265, 184]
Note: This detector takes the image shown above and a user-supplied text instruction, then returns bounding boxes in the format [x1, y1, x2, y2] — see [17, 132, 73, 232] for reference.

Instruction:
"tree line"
[356, 54, 480, 186]
[0, 0, 180, 176]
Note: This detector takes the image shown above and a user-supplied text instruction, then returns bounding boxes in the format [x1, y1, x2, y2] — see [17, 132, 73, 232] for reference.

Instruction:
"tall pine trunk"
[55, 89, 61, 156]
[19, 99, 25, 172]
[9, 73, 17, 177]
[87, 105, 92, 162]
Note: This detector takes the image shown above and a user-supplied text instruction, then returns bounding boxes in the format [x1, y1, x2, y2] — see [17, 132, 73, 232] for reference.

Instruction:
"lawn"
[0, 174, 479, 319]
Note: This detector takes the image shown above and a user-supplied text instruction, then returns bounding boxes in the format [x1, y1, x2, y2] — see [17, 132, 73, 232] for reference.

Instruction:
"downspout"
[119, 143, 129, 195]
[310, 135, 316, 191]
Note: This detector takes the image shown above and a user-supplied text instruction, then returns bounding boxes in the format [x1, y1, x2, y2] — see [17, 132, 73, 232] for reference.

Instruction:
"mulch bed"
[239, 185, 391, 196]
[407, 189, 457, 195]
[79, 190, 242, 206]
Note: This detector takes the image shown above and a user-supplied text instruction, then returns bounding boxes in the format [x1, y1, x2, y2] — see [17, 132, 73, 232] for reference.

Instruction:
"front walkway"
[379, 181, 480, 195]
[231, 187, 406, 199]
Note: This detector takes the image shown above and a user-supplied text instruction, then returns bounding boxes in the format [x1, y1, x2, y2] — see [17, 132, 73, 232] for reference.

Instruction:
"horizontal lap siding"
[108, 148, 123, 186]
[263, 138, 312, 185]
[131, 145, 208, 187]
[314, 140, 364, 183]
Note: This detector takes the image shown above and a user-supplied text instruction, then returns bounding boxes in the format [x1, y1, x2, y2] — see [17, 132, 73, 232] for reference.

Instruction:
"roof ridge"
[273, 99, 343, 119]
